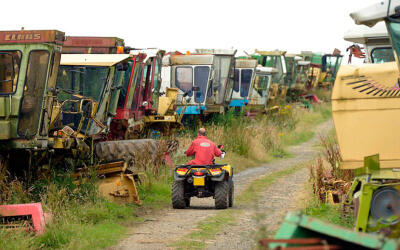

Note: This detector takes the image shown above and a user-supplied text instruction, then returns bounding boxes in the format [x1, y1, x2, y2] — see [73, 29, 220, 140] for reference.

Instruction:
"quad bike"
[172, 156, 234, 209]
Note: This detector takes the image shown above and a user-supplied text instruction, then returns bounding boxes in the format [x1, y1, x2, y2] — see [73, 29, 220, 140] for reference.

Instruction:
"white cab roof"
[344, 22, 388, 43]
[350, 0, 400, 27]
[61, 54, 131, 66]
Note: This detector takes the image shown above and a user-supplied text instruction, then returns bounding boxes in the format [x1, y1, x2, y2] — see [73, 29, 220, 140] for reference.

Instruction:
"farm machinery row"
[0, 26, 341, 233]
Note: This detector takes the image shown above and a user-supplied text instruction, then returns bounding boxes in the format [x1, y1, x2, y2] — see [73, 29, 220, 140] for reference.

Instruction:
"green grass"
[171, 162, 308, 250]
[0, 172, 173, 250]
[304, 200, 354, 229]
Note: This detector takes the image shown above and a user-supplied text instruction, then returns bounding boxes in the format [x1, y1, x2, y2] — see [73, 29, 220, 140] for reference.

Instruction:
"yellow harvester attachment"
[332, 61, 400, 169]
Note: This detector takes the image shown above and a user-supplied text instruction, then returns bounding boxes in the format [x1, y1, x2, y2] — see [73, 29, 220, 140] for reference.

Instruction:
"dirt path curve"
[113, 120, 333, 250]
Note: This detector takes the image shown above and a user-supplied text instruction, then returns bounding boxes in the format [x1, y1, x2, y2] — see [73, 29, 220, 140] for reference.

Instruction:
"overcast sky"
[2, 0, 380, 62]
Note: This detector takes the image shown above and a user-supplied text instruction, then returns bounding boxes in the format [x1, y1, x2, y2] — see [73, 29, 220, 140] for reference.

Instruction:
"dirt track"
[113, 120, 333, 250]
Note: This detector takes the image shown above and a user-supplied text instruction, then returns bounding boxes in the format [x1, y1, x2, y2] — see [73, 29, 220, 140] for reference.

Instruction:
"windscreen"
[261, 56, 283, 83]
[254, 75, 269, 97]
[240, 69, 253, 98]
[57, 66, 109, 102]
[131, 65, 143, 111]
[117, 61, 134, 108]
[234, 69, 239, 92]
[0, 51, 21, 93]
[214, 56, 232, 104]
[285, 58, 294, 84]
[256, 75, 269, 90]
[371, 47, 395, 63]
[194, 66, 210, 103]
[17, 50, 49, 137]
[175, 66, 193, 96]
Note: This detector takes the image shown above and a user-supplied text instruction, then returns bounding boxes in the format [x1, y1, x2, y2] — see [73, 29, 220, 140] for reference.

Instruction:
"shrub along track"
[112, 120, 333, 250]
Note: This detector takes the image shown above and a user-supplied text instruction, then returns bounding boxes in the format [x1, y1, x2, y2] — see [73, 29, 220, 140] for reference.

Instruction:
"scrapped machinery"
[306, 51, 343, 89]
[229, 58, 257, 110]
[259, 212, 399, 249]
[0, 30, 169, 215]
[344, 22, 395, 64]
[61, 37, 182, 138]
[285, 53, 311, 99]
[129, 49, 182, 137]
[245, 65, 278, 114]
[332, 0, 400, 235]
[165, 49, 236, 118]
[252, 50, 287, 105]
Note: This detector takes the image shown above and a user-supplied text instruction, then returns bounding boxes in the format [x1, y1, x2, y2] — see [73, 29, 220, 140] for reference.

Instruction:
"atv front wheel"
[215, 180, 229, 209]
[172, 181, 186, 209]
[229, 180, 234, 207]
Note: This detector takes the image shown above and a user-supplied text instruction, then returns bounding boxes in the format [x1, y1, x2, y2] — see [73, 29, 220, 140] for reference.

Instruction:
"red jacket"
[185, 135, 222, 165]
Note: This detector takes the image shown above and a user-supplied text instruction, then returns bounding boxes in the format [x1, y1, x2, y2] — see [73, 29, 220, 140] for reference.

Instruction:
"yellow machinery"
[332, 0, 400, 234]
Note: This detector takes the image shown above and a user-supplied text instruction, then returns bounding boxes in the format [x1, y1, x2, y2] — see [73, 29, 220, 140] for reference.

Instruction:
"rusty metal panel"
[194, 48, 236, 56]
[0, 30, 65, 45]
[63, 36, 124, 54]
[235, 58, 257, 68]
[170, 54, 214, 65]
[255, 50, 287, 56]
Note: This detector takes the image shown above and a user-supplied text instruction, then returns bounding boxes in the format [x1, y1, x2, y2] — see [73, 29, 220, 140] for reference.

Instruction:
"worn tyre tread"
[172, 181, 186, 209]
[229, 180, 234, 207]
[215, 180, 229, 209]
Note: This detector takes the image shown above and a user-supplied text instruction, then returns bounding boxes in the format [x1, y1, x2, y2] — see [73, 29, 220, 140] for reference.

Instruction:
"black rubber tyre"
[185, 197, 191, 207]
[229, 180, 234, 207]
[172, 181, 186, 209]
[215, 180, 229, 209]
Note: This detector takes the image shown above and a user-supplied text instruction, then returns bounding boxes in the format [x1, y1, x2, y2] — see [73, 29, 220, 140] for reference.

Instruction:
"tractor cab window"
[117, 61, 134, 108]
[371, 47, 395, 64]
[213, 56, 232, 104]
[176, 66, 193, 96]
[0, 51, 21, 93]
[111, 62, 128, 110]
[262, 56, 282, 83]
[234, 69, 240, 92]
[194, 66, 210, 103]
[57, 66, 109, 102]
[153, 57, 161, 92]
[240, 69, 253, 98]
[17, 50, 49, 137]
[255, 75, 269, 90]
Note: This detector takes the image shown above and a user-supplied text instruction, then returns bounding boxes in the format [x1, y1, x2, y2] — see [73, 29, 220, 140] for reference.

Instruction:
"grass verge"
[304, 199, 354, 229]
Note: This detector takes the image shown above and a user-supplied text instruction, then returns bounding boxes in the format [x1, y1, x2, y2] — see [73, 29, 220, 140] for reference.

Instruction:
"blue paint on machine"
[176, 105, 206, 115]
[229, 99, 248, 107]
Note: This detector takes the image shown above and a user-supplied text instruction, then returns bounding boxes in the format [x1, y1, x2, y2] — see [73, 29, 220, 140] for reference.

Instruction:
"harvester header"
[0, 29, 65, 45]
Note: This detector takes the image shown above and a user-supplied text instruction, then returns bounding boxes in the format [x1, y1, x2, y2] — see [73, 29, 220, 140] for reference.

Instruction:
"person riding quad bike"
[172, 128, 234, 209]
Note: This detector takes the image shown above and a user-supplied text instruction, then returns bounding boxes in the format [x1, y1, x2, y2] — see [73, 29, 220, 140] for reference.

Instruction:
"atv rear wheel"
[215, 180, 229, 209]
[172, 181, 186, 209]
[229, 180, 234, 207]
